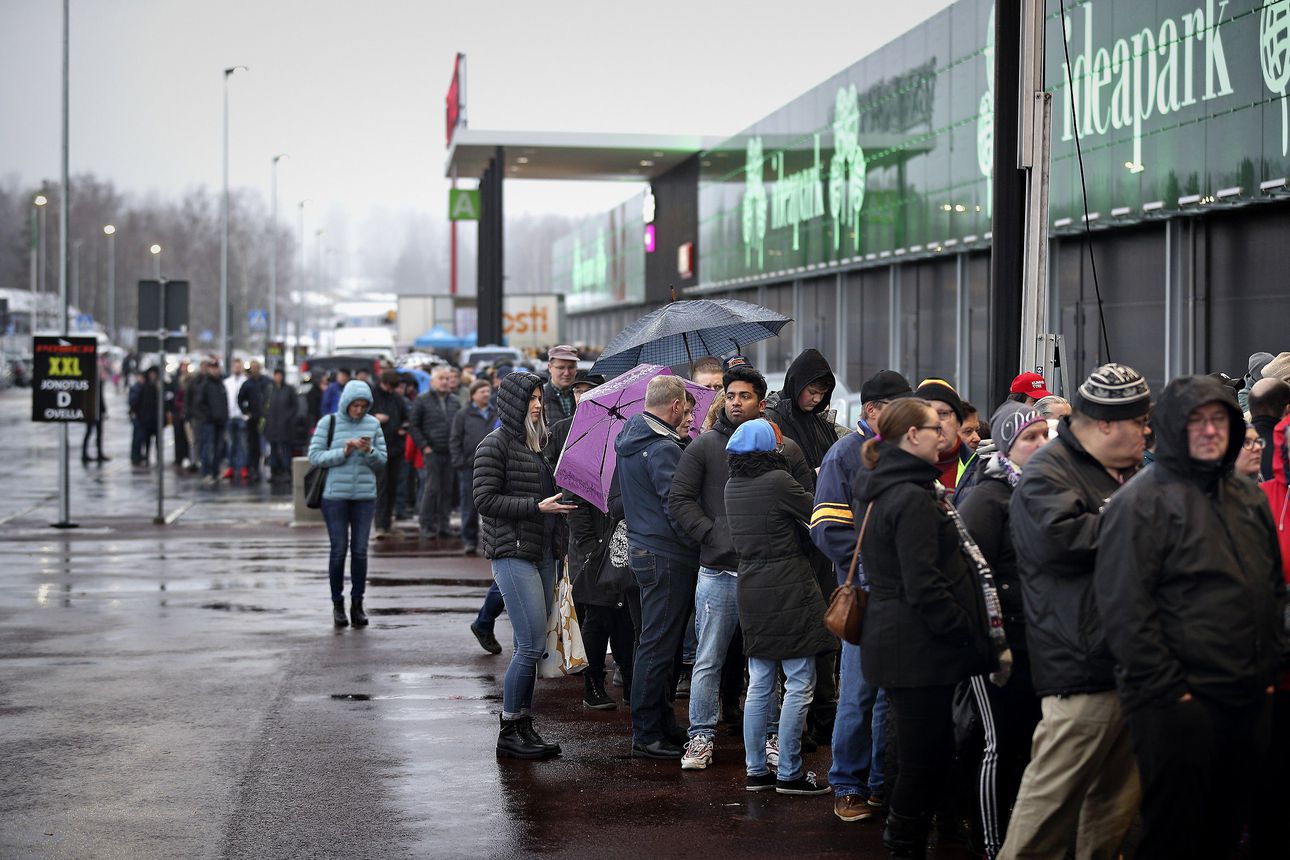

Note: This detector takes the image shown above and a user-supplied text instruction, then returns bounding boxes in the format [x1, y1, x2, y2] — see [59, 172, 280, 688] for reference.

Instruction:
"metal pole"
[297, 199, 308, 356]
[56, 0, 72, 528]
[106, 229, 115, 341]
[155, 279, 166, 524]
[220, 66, 246, 372]
[39, 204, 47, 300]
[270, 154, 287, 341]
[29, 209, 38, 335]
[72, 239, 81, 314]
[450, 169, 458, 297]
[315, 229, 324, 345]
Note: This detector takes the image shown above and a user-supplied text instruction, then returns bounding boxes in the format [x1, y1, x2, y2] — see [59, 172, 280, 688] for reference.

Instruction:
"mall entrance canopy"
[444, 129, 712, 345]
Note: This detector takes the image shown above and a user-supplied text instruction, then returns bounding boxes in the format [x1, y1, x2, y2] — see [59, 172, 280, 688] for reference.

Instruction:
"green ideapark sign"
[698, 0, 1290, 286]
[551, 192, 646, 311]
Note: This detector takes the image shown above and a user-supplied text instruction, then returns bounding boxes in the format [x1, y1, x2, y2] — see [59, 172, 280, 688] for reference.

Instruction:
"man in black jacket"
[264, 367, 298, 482]
[451, 379, 495, 554]
[669, 364, 815, 771]
[616, 375, 698, 759]
[411, 366, 461, 540]
[238, 361, 266, 483]
[372, 369, 409, 537]
[1000, 364, 1151, 860]
[193, 359, 229, 484]
[1095, 376, 1287, 859]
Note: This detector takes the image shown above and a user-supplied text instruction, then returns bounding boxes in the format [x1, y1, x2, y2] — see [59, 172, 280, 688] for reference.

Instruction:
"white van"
[460, 345, 524, 370]
[330, 327, 396, 362]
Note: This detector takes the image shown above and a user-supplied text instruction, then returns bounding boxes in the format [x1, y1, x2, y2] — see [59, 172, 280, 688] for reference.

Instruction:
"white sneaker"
[765, 733, 780, 769]
[681, 734, 714, 770]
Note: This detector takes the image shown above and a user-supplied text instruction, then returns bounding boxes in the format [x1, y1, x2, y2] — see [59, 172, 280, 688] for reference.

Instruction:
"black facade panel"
[1205, 203, 1290, 380]
[647, 156, 699, 303]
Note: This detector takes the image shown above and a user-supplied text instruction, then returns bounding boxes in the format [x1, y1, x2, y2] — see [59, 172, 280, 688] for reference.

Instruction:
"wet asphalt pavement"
[0, 387, 972, 859]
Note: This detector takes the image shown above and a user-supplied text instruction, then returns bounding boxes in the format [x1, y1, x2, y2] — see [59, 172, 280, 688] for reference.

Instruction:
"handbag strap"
[842, 501, 875, 588]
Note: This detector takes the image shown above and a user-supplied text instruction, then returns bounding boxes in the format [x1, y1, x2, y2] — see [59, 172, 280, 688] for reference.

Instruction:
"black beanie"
[1073, 363, 1151, 421]
[915, 378, 964, 422]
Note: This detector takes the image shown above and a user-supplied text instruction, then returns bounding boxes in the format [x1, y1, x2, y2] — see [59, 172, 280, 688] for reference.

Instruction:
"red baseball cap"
[1010, 372, 1053, 400]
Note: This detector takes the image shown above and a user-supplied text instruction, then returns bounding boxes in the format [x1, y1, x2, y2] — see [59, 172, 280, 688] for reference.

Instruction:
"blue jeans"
[199, 422, 223, 478]
[226, 417, 247, 470]
[459, 466, 479, 546]
[474, 581, 505, 633]
[321, 498, 375, 601]
[746, 656, 816, 781]
[630, 547, 698, 745]
[689, 568, 782, 739]
[491, 556, 557, 718]
[830, 639, 890, 798]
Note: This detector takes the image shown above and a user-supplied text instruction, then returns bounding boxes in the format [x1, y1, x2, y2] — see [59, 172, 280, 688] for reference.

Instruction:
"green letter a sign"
[449, 188, 481, 221]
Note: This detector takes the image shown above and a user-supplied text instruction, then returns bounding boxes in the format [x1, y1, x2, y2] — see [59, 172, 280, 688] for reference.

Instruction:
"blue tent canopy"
[413, 326, 472, 350]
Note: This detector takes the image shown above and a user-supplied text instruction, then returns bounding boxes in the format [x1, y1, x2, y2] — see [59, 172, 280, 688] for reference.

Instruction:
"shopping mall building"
[448, 0, 1290, 402]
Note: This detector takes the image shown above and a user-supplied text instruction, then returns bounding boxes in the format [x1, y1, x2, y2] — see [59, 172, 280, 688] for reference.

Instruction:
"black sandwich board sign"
[137, 279, 190, 353]
[32, 336, 99, 423]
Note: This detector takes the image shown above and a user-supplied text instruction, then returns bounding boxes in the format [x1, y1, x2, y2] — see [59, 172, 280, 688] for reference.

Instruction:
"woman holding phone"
[309, 380, 388, 628]
[473, 371, 576, 760]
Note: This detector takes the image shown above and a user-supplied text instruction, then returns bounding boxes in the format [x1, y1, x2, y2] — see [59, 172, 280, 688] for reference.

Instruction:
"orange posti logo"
[48, 356, 82, 377]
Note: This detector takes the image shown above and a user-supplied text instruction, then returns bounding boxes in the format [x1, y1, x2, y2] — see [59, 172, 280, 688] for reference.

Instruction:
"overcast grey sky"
[1, 0, 954, 279]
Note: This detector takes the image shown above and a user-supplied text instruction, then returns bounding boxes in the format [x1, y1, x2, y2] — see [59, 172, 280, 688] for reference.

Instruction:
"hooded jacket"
[1097, 376, 1287, 712]
[1261, 414, 1290, 588]
[307, 380, 388, 501]
[853, 443, 994, 688]
[767, 349, 839, 469]
[725, 452, 835, 660]
[669, 408, 814, 572]
[472, 372, 564, 562]
[264, 381, 299, 444]
[615, 410, 699, 566]
[957, 453, 1027, 650]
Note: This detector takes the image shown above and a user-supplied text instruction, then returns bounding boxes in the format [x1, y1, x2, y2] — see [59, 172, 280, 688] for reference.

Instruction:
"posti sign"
[698, 0, 1290, 286]
[32, 336, 98, 423]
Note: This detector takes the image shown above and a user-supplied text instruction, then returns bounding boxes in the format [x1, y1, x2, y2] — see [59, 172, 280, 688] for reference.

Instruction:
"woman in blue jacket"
[309, 380, 388, 627]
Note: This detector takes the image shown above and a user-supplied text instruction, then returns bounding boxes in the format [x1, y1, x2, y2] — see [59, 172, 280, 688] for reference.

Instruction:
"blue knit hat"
[726, 418, 778, 454]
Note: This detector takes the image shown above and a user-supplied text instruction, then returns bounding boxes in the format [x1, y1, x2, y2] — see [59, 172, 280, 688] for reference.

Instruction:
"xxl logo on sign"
[1059, 0, 1236, 172]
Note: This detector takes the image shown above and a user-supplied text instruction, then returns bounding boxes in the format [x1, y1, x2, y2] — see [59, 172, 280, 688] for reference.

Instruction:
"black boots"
[332, 599, 348, 627]
[350, 598, 368, 627]
[497, 715, 559, 760]
[583, 673, 616, 710]
[883, 809, 929, 860]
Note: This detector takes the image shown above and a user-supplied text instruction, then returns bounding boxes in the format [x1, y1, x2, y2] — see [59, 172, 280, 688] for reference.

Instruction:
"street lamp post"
[220, 64, 248, 372]
[314, 228, 325, 346]
[269, 153, 288, 343]
[151, 244, 162, 280]
[296, 199, 310, 353]
[32, 194, 48, 334]
[149, 242, 165, 524]
[71, 239, 82, 316]
[103, 225, 116, 342]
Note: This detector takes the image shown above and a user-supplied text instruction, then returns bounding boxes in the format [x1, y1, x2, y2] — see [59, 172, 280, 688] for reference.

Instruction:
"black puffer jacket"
[725, 452, 835, 660]
[472, 372, 564, 562]
[957, 454, 1027, 651]
[264, 382, 299, 444]
[767, 348, 839, 469]
[1010, 419, 1133, 697]
[1096, 376, 1287, 712]
[191, 374, 229, 426]
[670, 409, 815, 572]
[854, 443, 994, 688]
[410, 390, 460, 453]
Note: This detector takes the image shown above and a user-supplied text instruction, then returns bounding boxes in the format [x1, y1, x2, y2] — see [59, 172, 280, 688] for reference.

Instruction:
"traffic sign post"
[138, 279, 190, 525]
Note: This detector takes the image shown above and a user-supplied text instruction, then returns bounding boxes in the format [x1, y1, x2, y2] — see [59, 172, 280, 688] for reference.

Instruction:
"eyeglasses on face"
[1242, 436, 1266, 451]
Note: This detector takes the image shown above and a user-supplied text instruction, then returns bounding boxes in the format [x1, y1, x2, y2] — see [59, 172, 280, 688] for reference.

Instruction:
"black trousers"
[1250, 689, 1290, 858]
[245, 422, 262, 476]
[173, 420, 190, 466]
[1127, 693, 1272, 860]
[82, 419, 104, 459]
[582, 601, 635, 693]
[887, 684, 957, 821]
[375, 452, 403, 530]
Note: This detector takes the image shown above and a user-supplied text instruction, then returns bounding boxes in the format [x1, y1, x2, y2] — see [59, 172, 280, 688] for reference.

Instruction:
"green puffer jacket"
[308, 380, 387, 501]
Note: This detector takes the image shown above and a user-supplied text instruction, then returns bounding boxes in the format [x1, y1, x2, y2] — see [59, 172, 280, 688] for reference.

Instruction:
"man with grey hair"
[411, 365, 461, 540]
[615, 374, 699, 759]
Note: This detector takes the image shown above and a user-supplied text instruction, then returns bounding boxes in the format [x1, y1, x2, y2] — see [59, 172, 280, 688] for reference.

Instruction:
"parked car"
[299, 353, 385, 382]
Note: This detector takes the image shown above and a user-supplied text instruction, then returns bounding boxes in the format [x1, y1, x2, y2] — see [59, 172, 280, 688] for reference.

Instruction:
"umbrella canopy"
[554, 364, 717, 512]
[413, 326, 470, 350]
[590, 299, 791, 377]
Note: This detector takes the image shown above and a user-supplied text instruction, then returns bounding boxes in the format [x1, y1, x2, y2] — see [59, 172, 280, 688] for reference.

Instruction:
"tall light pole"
[314, 228, 325, 346]
[103, 225, 116, 342]
[297, 199, 310, 350]
[151, 244, 162, 280]
[32, 194, 48, 334]
[71, 239, 82, 315]
[220, 64, 248, 372]
[269, 153, 289, 342]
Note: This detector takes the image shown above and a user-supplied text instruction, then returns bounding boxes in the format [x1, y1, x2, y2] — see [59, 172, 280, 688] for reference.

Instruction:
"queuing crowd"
[446, 344, 1287, 860]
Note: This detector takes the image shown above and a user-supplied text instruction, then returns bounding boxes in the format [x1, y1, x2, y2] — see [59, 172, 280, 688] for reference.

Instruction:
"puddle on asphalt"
[330, 693, 373, 701]
[199, 601, 286, 613]
[368, 607, 475, 615]
[366, 576, 490, 588]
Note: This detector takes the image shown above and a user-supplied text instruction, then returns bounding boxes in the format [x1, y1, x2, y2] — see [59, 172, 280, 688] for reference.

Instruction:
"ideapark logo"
[741, 84, 871, 267]
[1261, 0, 1290, 155]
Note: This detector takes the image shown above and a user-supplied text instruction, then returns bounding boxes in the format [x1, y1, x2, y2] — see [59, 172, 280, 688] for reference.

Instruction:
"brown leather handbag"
[823, 501, 874, 645]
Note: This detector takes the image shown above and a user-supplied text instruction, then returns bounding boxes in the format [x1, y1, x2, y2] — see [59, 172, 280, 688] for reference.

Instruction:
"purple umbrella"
[553, 363, 717, 512]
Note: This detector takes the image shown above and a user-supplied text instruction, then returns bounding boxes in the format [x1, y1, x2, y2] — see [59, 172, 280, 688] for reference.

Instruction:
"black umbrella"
[590, 298, 791, 377]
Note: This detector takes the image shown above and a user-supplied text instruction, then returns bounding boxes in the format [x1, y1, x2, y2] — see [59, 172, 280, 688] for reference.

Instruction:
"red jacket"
[1259, 413, 1290, 690]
